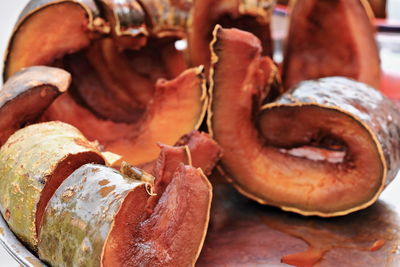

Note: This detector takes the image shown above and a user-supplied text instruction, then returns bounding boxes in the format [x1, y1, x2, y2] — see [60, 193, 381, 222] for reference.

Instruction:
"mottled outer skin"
[139, 0, 192, 38]
[4, 0, 191, 81]
[238, 0, 275, 23]
[262, 77, 400, 187]
[17, 0, 190, 39]
[99, 0, 147, 35]
[0, 122, 102, 251]
[8, 0, 192, 41]
[98, 0, 192, 38]
[38, 164, 148, 267]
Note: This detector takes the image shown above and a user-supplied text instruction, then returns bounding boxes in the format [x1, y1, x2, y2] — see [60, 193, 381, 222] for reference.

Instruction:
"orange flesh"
[36, 152, 105, 235]
[5, 2, 91, 79]
[258, 106, 382, 213]
[127, 165, 211, 266]
[139, 131, 222, 175]
[4, 3, 213, 265]
[103, 68, 206, 165]
[42, 67, 205, 165]
[211, 28, 382, 214]
[7, 2, 203, 166]
[147, 145, 191, 202]
[63, 37, 186, 123]
[41, 93, 142, 143]
[6, 2, 188, 120]
[104, 146, 212, 266]
[0, 86, 60, 146]
[189, 0, 272, 70]
[283, 0, 380, 89]
[64, 43, 148, 123]
[175, 131, 222, 175]
[102, 185, 150, 266]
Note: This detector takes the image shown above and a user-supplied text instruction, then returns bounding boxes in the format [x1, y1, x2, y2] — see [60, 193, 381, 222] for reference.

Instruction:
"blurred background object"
[388, 0, 400, 20]
[277, 0, 289, 5]
[369, 0, 387, 18]
[278, 0, 400, 20]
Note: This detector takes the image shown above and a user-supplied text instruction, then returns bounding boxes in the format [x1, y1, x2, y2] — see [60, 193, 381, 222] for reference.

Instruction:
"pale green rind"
[38, 164, 148, 266]
[0, 121, 102, 250]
